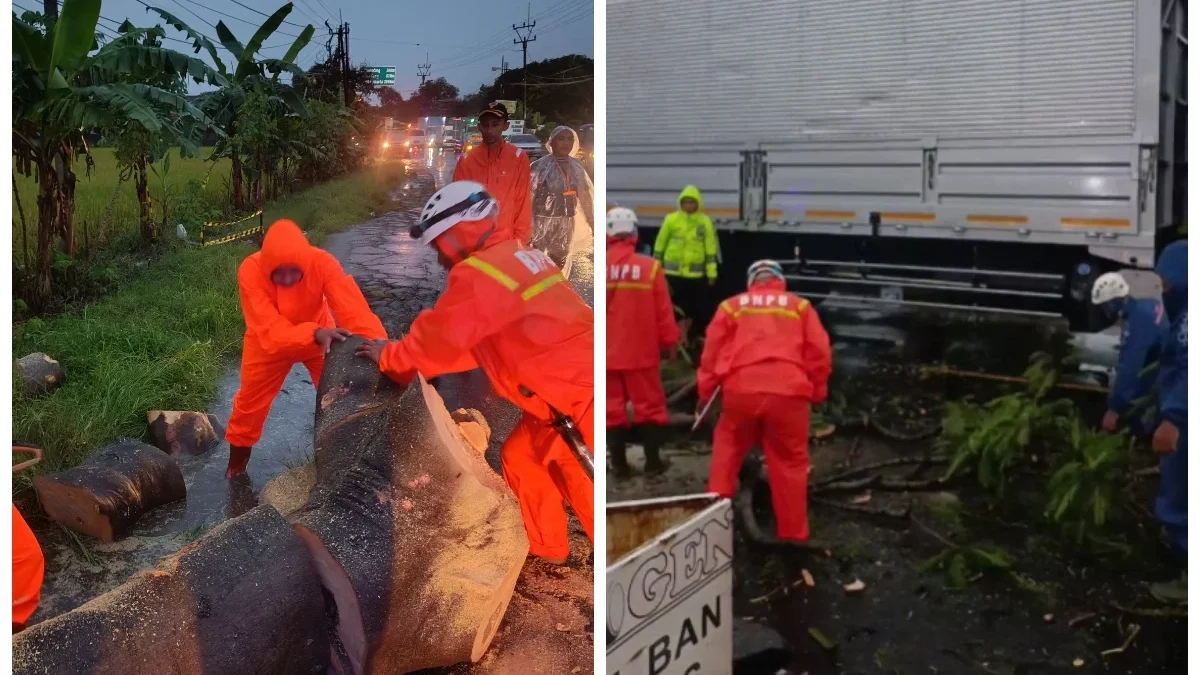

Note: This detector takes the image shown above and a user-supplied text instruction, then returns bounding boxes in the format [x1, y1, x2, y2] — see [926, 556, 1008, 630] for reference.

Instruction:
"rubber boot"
[608, 427, 632, 480]
[225, 445, 252, 479]
[1150, 570, 1187, 605]
[640, 424, 671, 477]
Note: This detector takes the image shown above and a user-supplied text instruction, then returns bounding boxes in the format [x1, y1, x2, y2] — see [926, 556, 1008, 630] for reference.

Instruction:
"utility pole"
[417, 53, 432, 87]
[493, 56, 510, 77]
[43, 0, 57, 20]
[342, 22, 352, 108]
[512, 3, 536, 120]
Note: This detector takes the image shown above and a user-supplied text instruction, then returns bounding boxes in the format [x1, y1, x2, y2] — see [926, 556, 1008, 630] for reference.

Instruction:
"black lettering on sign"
[702, 595, 722, 638]
[675, 618, 699, 660]
[684, 664, 700, 675]
[649, 635, 671, 675]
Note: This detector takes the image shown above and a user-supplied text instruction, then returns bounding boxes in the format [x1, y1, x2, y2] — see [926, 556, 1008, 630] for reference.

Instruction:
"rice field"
[11, 148, 232, 263]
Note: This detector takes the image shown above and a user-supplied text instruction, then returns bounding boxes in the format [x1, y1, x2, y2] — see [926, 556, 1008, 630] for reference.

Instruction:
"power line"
[436, 0, 580, 71]
[174, 0, 311, 37]
[438, 2, 589, 73]
[223, 0, 307, 28]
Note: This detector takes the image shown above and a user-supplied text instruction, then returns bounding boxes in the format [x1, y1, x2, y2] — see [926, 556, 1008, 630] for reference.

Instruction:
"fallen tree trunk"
[294, 338, 529, 675]
[12, 505, 329, 675]
[33, 439, 186, 541]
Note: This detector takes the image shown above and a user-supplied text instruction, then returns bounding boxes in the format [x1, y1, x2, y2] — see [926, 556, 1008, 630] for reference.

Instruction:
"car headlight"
[403, 141, 409, 147]
[382, 141, 390, 148]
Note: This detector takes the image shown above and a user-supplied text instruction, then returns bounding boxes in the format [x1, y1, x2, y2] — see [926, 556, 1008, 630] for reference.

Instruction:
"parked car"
[506, 133, 547, 160]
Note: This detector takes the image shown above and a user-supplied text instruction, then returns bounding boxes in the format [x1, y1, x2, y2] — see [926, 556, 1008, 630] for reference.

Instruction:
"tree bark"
[293, 338, 528, 675]
[12, 505, 329, 675]
[32, 158, 60, 307]
[231, 152, 245, 209]
[136, 155, 154, 243]
[33, 439, 186, 542]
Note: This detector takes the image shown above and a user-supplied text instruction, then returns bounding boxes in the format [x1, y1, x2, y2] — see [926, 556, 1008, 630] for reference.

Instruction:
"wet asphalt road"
[27, 153, 596, 674]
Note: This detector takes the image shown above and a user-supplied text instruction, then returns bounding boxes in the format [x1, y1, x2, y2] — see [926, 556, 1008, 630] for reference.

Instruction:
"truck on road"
[608, 0, 1186, 330]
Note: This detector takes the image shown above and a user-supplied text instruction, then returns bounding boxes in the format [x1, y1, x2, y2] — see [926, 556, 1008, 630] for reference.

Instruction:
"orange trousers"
[226, 343, 324, 448]
[708, 393, 812, 542]
[13, 505, 44, 628]
[500, 403, 595, 560]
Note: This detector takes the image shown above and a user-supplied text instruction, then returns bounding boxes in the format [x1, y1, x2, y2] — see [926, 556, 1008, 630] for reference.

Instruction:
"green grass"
[12, 148, 232, 264]
[13, 162, 407, 480]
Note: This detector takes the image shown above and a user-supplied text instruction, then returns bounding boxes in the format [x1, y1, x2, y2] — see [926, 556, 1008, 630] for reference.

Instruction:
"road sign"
[367, 66, 397, 86]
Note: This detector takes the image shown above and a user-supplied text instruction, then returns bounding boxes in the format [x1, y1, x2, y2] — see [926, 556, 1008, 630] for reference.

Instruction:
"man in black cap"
[452, 102, 532, 243]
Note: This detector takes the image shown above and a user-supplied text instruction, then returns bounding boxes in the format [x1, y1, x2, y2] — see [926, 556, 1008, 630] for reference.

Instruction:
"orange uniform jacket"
[453, 143, 533, 244]
[378, 235, 593, 424]
[13, 504, 44, 628]
[697, 278, 833, 403]
[606, 238, 680, 370]
[226, 221, 387, 448]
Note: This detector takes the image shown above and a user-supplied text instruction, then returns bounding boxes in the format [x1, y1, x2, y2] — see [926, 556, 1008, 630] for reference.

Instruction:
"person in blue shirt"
[1148, 240, 1188, 605]
[1090, 272, 1169, 437]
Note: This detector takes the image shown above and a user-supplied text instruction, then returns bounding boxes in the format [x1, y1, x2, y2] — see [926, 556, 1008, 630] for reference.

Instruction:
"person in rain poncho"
[355, 180, 594, 564]
[225, 220, 387, 479]
[653, 185, 720, 346]
[529, 126, 594, 272]
[1148, 240, 1187, 605]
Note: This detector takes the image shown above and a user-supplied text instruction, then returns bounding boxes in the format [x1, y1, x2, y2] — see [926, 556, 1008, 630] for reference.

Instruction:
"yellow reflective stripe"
[464, 257, 519, 291]
[731, 307, 803, 320]
[650, 260, 660, 277]
[606, 282, 654, 291]
[521, 274, 565, 300]
[719, 301, 735, 316]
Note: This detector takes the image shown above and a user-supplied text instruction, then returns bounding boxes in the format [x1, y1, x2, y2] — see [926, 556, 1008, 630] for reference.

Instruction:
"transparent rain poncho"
[529, 126, 594, 274]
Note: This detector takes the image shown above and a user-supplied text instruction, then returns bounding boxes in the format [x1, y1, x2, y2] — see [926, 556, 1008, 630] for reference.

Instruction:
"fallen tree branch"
[812, 495, 911, 521]
[869, 417, 942, 442]
[811, 456, 945, 488]
[1109, 603, 1188, 619]
[666, 378, 698, 406]
[1100, 623, 1141, 657]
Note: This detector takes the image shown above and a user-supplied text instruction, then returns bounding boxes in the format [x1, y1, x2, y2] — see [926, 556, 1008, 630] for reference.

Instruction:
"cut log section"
[452, 408, 492, 455]
[33, 439, 186, 542]
[294, 338, 529, 675]
[15, 352, 65, 398]
[12, 505, 329, 675]
[146, 410, 224, 456]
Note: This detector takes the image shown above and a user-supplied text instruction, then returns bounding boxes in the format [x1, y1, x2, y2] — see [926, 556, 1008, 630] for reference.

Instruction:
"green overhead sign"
[367, 66, 397, 86]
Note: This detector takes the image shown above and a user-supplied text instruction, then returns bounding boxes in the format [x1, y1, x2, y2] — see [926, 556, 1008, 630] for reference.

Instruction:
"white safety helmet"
[1090, 271, 1131, 305]
[747, 259, 784, 286]
[410, 180, 498, 244]
[606, 207, 638, 237]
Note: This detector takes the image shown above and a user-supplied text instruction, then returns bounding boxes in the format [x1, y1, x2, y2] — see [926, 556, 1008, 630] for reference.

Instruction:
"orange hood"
[260, 220, 315, 278]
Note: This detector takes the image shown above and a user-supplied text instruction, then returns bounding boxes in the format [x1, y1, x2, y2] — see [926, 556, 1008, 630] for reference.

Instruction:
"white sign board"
[606, 496, 734, 675]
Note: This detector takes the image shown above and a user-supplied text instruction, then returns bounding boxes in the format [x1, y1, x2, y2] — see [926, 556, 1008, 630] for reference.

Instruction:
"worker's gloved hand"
[1152, 420, 1180, 455]
[314, 327, 353, 354]
[354, 338, 391, 364]
[1101, 410, 1120, 433]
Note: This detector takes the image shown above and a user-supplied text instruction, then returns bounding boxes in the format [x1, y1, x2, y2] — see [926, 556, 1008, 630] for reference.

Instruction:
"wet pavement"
[26, 153, 597, 673]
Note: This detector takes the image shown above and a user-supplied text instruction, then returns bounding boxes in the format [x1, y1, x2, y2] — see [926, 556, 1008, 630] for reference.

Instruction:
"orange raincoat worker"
[604, 207, 680, 478]
[355, 180, 594, 563]
[225, 220, 387, 478]
[452, 103, 533, 244]
[13, 504, 44, 632]
[697, 260, 833, 543]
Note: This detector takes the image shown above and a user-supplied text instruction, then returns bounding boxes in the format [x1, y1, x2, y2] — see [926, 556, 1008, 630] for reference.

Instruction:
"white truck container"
[608, 0, 1186, 328]
[607, 495, 734, 675]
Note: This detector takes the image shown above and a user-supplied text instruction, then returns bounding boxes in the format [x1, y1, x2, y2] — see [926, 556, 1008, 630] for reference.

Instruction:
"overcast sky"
[16, 0, 592, 97]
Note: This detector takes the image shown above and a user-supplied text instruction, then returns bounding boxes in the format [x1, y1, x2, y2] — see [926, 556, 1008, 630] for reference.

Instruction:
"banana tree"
[13, 0, 226, 306]
[149, 4, 314, 209]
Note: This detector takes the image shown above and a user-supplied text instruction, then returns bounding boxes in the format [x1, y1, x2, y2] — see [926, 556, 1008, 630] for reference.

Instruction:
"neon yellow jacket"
[653, 185, 719, 280]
